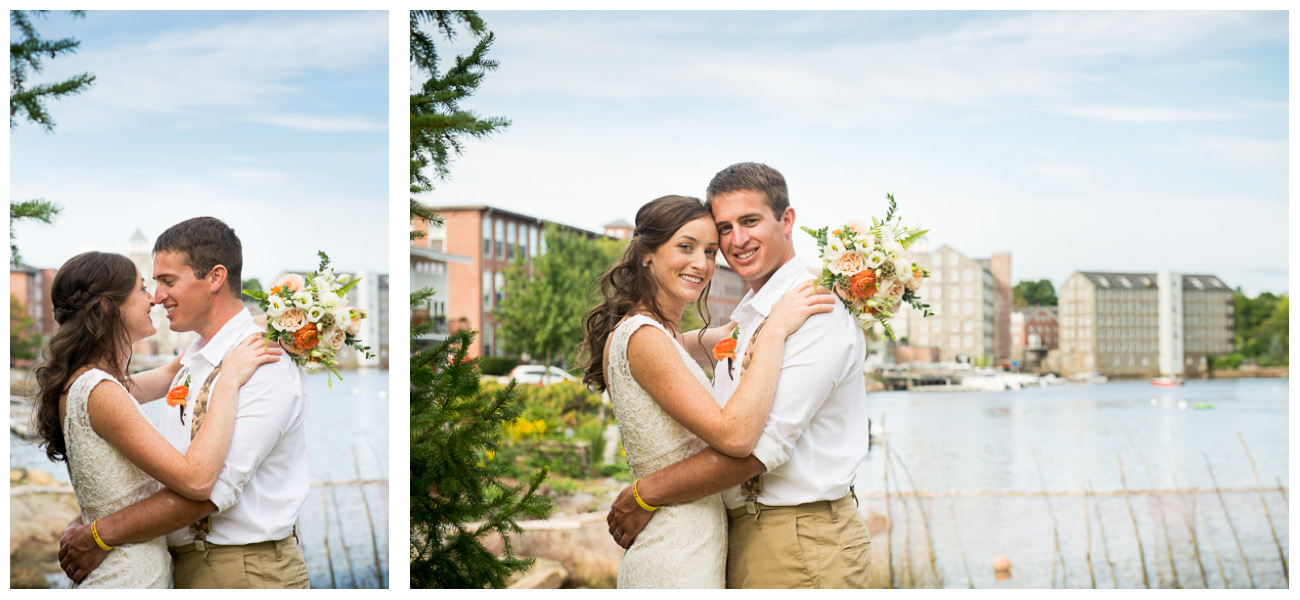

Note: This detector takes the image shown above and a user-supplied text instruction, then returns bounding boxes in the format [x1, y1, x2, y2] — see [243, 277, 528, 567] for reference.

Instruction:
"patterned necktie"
[188, 363, 223, 538]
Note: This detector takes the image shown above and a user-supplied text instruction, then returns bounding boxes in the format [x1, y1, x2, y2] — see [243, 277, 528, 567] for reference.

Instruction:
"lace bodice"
[606, 315, 726, 588]
[63, 369, 171, 588]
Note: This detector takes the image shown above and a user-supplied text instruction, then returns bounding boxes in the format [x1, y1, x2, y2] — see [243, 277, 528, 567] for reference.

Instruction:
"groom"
[58, 217, 311, 588]
[607, 163, 872, 588]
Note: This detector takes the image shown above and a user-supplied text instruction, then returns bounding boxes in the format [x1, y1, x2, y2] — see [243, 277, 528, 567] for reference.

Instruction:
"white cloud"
[248, 114, 387, 132]
[1052, 104, 1242, 123]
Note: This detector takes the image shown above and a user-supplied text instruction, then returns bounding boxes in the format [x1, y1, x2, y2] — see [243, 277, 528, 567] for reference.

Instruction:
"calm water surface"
[855, 378, 1288, 589]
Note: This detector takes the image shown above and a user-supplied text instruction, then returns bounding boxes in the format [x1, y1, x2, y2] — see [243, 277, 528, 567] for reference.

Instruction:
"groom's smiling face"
[152, 250, 214, 333]
[711, 188, 796, 291]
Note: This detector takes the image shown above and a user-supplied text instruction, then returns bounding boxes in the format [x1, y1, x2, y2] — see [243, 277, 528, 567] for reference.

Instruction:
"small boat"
[1151, 376, 1184, 387]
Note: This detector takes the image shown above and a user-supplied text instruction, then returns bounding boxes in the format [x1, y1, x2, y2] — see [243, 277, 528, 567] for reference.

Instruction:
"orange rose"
[848, 270, 877, 299]
[713, 337, 737, 361]
[294, 322, 320, 352]
[165, 385, 188, 408]
[829, 251, 868, 277]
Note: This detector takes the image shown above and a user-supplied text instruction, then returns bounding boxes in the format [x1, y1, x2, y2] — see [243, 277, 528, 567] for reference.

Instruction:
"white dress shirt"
[713, 258, 869, 510]
[158, 308, 309, 546]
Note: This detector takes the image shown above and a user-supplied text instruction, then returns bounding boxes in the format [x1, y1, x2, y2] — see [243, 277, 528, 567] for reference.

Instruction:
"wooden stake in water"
[322, 481, 337, 589]
[1276, 475, 1288, 505]
[1237, 433, 1287, 584]
[354, 447, 386, 588]
[883, 414, 894, 589]
[1083, 485, 1097, 589]
[329, 478, 359, 588]
[1089, 481, 1119, 588]
[1033, 453, 1067, 588]
[894, 451, 941, 587]
[1117, 454, 1151, 588]
[939, 464, 974, 589]
[1166, 460, 1209, 588]
[1203, 453, 1254, 589]
[1128, 437, 1178, 588]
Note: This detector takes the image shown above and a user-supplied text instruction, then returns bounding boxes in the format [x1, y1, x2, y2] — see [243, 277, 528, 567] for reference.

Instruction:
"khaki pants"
[170, 535, 310, 589]
[726, 494, 871, 589]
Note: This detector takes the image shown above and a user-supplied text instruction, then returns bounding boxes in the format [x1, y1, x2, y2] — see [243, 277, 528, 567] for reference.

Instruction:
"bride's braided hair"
[33, 252, 140, 462]
[580, 196, 714, 391]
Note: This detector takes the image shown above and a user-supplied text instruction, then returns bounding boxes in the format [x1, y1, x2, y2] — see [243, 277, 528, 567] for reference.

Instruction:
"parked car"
[505, 365, 578, 386]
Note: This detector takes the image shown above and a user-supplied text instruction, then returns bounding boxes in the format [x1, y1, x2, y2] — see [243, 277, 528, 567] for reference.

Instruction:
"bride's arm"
[87, 337, 280, 501]
[627, 282, 833, 457]
[677, 321, 738, 364]
[125, 353, 183, 404]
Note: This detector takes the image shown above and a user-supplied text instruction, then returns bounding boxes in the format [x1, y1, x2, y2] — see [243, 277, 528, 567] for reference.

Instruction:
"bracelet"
[91, 519, 114, 551]
[632, 478, 659, 512]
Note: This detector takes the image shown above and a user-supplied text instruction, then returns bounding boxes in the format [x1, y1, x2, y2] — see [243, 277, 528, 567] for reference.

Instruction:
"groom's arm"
[58, 489, 215, 582]
[606, 449, 766, 549]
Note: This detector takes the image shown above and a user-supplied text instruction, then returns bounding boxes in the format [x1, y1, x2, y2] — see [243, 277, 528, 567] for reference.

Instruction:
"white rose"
[866, 250, 886, 268]
[893, 258, 911, 279]
[318, 293, 341, 311]
[292, 291, 314, 308]
[307, 306, 326, 323]
[825, 238, 846, 262]
[332, 306, 353, 328]
[877, 277, 906, 302]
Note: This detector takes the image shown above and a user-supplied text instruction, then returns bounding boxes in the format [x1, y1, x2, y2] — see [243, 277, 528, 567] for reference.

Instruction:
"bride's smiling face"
[645, 216, 718, 307]
[121, 270, 156, 342]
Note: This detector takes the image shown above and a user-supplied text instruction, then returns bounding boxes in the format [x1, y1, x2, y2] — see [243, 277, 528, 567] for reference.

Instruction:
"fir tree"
[9, 199, 59, 267]
[10, 10, 96, 132]
[409, 11, 552, 588]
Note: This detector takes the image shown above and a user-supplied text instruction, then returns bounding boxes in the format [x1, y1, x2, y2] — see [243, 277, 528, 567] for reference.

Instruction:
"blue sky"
[416, 10, 1289, 296]
[10, 10, 388, 284]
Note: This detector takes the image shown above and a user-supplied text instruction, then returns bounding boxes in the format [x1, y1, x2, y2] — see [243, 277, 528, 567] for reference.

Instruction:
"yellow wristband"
[91, 519, 114, 551]
[633, 478, 659, 512]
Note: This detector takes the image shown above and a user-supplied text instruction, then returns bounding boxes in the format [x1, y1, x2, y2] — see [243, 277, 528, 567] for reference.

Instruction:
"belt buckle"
[741, 474, 762, 515]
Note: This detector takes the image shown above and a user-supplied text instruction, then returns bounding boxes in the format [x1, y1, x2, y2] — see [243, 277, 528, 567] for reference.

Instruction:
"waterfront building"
[9, 264, 56, 339]
[894, 245, 1009, 364]
[1011, 306, 1058, 369]
[1058, 271, 1232, 378]
[411, 220, 471, 348]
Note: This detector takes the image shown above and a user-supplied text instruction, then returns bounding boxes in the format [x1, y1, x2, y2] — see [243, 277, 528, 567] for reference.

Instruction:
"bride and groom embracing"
[584, 163, 873, 589]
[35, 217, 312, 588]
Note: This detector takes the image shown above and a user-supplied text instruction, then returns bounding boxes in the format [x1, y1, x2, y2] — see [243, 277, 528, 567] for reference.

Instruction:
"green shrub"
[479, 356, 518, 376]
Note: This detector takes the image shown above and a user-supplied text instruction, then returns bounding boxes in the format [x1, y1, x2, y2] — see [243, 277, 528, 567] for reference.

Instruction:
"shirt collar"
[181, 308, 254, 370]
[731, 256, 815, 321]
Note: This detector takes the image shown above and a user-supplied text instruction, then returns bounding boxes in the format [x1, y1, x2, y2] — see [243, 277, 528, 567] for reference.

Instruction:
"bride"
[580, 195, 833, 588]
[32, 251, 280, 588]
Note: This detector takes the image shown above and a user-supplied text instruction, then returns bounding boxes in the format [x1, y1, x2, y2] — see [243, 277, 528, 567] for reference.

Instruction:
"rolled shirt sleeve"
[207, 360, 304, 513]
[748, 307, 856, 472]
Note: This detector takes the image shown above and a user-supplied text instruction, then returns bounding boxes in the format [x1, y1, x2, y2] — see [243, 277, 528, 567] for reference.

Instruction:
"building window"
[483, 270, 492, 310]
[482, 217, 492, 257]
[507, 222, 516, 261]
[495, 220, 505, 259]
[495, 272, 505, 305]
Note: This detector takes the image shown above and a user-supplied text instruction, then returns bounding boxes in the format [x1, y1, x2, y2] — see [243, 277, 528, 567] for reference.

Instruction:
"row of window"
[482, 217, 547, 262]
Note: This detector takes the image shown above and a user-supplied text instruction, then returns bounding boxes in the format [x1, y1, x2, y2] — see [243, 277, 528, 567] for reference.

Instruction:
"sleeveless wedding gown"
[607, 315, 727, 588]
[63, 368, 171, 588]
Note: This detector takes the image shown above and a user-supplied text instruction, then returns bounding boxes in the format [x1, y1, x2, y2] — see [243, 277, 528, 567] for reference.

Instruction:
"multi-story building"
[411, 223, 471, 348]
[1058, 271, 1232, 378]
[1011, 306, 1058, 368]
[10, 263, 56, 339]
[894, 245, 1006, 364]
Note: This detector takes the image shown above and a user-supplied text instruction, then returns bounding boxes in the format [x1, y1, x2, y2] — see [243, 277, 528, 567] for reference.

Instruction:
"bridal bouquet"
[243, 251, 373, 385]
[801, 194, 933, 340]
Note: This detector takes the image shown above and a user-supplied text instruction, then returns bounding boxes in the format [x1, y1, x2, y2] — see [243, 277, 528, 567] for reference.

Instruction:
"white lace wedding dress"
[63, 369, 171, 588]
[607, 315, 727, 588]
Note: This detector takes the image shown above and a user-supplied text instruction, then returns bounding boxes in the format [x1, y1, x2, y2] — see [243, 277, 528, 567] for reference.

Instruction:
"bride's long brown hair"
[33, 251, 140, 462]
[580, 195, 714, 391]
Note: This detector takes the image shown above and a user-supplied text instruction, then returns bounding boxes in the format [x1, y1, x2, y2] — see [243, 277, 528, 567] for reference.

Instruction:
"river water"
[9, 368, 389, 589]
[855, 377, 1288, 589]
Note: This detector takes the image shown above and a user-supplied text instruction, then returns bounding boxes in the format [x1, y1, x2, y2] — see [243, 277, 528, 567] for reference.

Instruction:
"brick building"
[1011, 305, 1058, 368]
[894, 244, 1010, 364]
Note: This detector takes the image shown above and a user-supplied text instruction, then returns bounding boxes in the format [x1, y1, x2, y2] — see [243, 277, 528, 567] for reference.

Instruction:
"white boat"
[1068, 372, 1109, 384]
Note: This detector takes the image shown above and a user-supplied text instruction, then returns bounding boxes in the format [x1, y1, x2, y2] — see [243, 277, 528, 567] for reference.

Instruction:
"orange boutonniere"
[167, 374, 191, 424]
[713, 326, 741, 376]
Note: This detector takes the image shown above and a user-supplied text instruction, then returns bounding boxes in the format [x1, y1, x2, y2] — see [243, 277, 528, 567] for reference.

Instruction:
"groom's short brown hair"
[705, 162, 790, 219]
[153, 217, 243, 297]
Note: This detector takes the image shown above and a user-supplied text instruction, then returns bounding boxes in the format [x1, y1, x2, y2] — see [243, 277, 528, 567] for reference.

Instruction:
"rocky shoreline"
[10, 468, 79, 589]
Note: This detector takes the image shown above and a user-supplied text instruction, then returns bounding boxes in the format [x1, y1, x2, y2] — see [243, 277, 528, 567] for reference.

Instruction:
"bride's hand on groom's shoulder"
[606, 485, 654, 550]
[770, 280, 836, 337]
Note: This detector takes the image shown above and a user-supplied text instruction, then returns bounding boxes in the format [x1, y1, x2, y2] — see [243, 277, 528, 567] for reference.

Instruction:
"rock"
[864, 511, 890, 537]
[485, 511, 622, 588]
[993, 555, 1012, 572]
[11, 468, 26, 484]
[26, 469, 56, 487]
[509, 558, 567, 589]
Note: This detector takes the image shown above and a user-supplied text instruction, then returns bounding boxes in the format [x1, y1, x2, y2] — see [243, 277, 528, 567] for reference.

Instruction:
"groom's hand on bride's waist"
[59, 518, 107, 584]
[606, 485, 654, 550]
